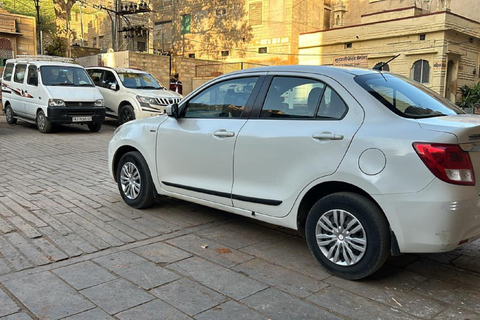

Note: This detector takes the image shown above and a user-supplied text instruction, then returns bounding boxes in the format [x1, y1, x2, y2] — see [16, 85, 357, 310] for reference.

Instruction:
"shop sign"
[333, 55, 368, 67]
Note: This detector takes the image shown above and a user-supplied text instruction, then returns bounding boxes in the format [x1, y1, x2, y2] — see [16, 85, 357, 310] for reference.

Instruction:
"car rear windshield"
[354, 73, 464, 118]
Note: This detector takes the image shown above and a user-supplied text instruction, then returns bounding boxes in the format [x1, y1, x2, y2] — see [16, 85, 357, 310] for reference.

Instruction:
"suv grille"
[155, 97, 181, 106]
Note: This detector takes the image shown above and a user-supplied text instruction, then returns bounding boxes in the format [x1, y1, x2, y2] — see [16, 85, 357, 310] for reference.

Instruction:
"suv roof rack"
[15, 55, 74, 63]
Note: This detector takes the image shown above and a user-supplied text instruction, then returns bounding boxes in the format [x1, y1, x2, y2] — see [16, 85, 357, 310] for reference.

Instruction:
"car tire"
[88, 122, 102, 132]
[36, 110, 52, 133]
[117, 151, 154, 209]
[119, 105, 135, 124]
[305, 192, 390, 280]
[5, 104, 17, 125]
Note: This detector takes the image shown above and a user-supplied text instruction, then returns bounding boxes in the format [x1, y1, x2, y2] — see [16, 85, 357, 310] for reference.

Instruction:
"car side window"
[88, 69, 103, 86]
[14, 64, 26, 83]
[103, 71, 117, 89]
[184, 77, 258, 118]
[27, 65, 38, 86]
[260, 77, 326, 118]
[3, 63, 14, 81]
[317, 86, 347, 120]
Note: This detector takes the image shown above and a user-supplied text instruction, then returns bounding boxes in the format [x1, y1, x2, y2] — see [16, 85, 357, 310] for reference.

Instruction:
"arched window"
[411, 59, 430, 84]
[373, 62, 390, 71]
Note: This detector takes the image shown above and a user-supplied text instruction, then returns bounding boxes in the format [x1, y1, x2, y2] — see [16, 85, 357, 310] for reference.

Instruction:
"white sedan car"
[108, 65, 480, 280]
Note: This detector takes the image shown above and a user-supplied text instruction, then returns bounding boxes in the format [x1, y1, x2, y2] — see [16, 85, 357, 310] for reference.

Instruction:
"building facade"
[299, 0, 480, 102]
[0, 5, 36, 68]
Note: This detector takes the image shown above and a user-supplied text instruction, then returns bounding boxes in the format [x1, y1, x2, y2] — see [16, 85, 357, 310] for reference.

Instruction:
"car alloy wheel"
[120, 161, 141, 200]
[5, 105, 17, 125]
[315, 209, 367, 266]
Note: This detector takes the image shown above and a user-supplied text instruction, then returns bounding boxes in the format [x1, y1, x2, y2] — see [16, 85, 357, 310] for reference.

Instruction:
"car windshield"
[40, 66, 94, 87]
[354, 73, 464, 118]
[118, 72, 165, 89]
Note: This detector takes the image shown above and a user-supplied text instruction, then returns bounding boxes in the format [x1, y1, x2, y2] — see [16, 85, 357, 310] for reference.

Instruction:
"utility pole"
[78, 0, 84, 46]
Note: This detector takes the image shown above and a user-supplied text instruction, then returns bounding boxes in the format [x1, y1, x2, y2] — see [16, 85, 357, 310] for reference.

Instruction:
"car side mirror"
[166, 103, 179, 118]
[110, 83, 119, 91]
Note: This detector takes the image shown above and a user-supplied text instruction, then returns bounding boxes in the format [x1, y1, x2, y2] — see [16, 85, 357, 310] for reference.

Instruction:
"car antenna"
[373, 54, 401, 71]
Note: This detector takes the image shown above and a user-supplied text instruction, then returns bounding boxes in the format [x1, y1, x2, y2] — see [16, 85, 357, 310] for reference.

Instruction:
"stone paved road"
[0, 117, 480, 319]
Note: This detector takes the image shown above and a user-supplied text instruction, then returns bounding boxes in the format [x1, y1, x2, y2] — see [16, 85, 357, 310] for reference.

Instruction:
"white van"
[86, 67, 181, 124]
[1, 56, 106, 133]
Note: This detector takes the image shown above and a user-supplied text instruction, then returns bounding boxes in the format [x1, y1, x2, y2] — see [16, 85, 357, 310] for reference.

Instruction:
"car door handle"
[312, 132, 344, 140]
[213, 130, 235, 138]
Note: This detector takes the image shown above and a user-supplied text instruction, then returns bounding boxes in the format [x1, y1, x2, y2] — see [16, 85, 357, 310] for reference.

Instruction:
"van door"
[24, 64, 39, 119]
[11, 64, 27, 117]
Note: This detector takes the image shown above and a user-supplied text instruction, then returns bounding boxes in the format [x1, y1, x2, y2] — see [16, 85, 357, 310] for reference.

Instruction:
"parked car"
[86, 67, 182, 124]
[108, 65, 480, 280]
[1, 56, 105, 133]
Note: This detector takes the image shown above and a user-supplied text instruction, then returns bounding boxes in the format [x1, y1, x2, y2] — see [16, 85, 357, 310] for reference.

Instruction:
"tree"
[51, 0, 76, 56]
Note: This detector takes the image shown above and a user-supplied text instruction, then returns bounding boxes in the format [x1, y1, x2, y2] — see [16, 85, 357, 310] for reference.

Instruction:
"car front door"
[232, 74, 365, 217]
[156, 76, 261, 207]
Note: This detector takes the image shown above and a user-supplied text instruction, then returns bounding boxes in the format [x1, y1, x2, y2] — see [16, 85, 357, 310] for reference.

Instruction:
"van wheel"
[88, 123, 102, 132]
[305, 192, 390, 280]
[117, 151, 154, 208]
[119, 105, 135, 124]
[5, 105, 17, 125]
[36, 110, 52, 133]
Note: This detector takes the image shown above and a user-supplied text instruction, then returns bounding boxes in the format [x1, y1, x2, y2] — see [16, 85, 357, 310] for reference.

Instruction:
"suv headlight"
[95, 99, 104, 107]
[48, 99, 66, 107]
[136, 96, 157, 106]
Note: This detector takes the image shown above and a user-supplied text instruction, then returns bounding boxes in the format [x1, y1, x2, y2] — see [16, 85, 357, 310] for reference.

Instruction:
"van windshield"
[118, 72, 165, 89]
[40, 66, 94, 87]
[354, 73, 464, 118]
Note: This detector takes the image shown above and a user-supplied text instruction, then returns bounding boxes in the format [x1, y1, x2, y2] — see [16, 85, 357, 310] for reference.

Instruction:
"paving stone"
[196, 221, 288, 249]
[433, 307, 480, 319]
[406, 258, 480, 290]
[166, 234, 254, 268]
[93, 251, 148, 271]
[168, 257, 268, 300]
[107, 220, 150, 241]
[131, 242, 192, 264]
[414, 278, 480, 314]
[32, 237, 68, 262]
[324, 265, 443, 318]
[0, 288, 20, 317]
[52, 261, 117, 290]
[63, 308, 114, 320]
[3, 271, 94, 319]
[1, 196, 46, 228]
[116, 299, 191, 320]
[0, 313, 33, 320]
[0, 257, 12, 275]
[80, 279, 154, 315]
[307, 286, 418, 320]
[452, 255, 480, 274]
[151, 278, 225, 316]
[240, 237, 330, 281]
[39, 226, 83, 257]
[111, 261, 180, 289]
[4, 233, 50, 266]
[56, 214, 110, 250]
[242, 288, 341, 320]
[0, 236, 33, 271]
[0, 216, 15, 234]
[194, 301, 268, 320]
[5, 217, 42, 239]
[233, 258, 327, 298]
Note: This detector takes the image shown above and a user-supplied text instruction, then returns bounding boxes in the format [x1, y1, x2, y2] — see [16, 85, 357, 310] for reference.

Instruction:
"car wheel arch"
[112, 145, 140, 182]
[296, 181, 388, 237]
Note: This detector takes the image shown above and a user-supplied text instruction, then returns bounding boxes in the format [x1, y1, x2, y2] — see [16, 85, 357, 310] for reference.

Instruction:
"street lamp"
[33, 0, 43, 54]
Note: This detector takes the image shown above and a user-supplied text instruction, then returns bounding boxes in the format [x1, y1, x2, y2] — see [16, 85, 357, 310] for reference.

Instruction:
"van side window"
[27, 65, 38, 86]
[14, 64, 26, 83]
[3, 63, 14, 81]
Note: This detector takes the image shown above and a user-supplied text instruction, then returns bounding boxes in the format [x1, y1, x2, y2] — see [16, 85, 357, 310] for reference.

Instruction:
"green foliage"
[1, 0, 56, 31]
[459, 82, 480, 109]
[44, 33, 67, 57]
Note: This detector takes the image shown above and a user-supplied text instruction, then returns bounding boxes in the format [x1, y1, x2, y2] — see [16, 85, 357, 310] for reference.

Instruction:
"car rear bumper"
[47, 106, 106, 124]
[376, 179, 480, 253]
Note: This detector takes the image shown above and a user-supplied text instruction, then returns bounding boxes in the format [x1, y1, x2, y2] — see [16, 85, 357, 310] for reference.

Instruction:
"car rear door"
[232, 73, 365, 217]
[156, 75, 263, 207]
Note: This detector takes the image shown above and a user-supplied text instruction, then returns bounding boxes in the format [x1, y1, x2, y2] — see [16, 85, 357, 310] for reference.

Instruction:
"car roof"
[5, 59, 81, 68]
[224, 65, 380, 78]
[86, 66, 147, 74]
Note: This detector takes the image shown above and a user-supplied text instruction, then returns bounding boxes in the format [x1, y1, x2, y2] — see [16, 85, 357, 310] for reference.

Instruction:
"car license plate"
[72, 116, 92, 122]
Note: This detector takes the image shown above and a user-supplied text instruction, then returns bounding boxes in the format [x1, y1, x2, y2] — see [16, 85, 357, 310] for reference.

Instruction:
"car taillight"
[413, 143, 475, 186]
